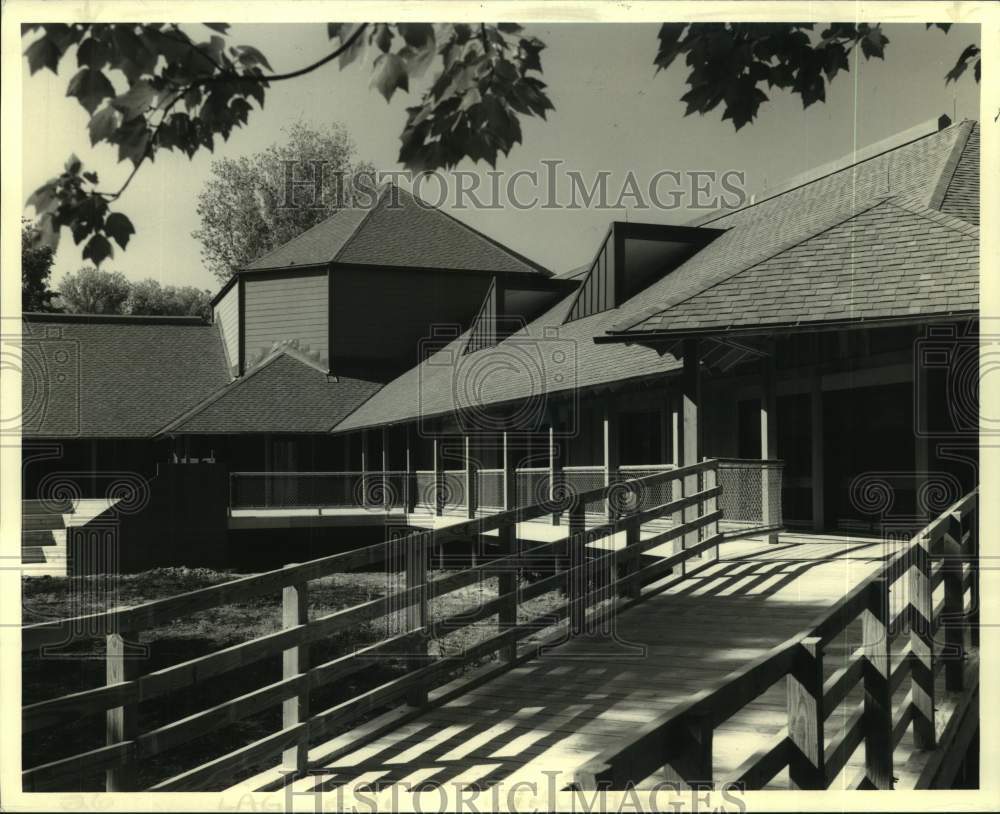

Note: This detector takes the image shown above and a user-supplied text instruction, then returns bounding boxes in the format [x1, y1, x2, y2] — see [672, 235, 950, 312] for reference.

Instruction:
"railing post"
[433, 437, 444, 517]
[497, 520, 518, 662]
[661, 712, 714, 789]
[786, 636, 825, 789]
[969, 501, 980, 649]
[761, 340, 779, 544]
[502, 431, 516, 511]
[603, 402, 619, 522]
[862, 578, 893, 789]
[942, 512, 966, 692]
[405, 533, 430, 705]
[568, 501, 587, 635]
[282, 567, 309, 777]
[465, 436, 478, 519]
[909, 530, 936, 749]
[106, 630, 138, 791]
[705, 462, 720, 560]
[549, 424, 563, 527]
[620, 516, 641, 600]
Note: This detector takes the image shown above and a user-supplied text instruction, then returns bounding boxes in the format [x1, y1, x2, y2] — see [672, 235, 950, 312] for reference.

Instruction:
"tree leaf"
[66, 67, 116, 114]
[77, 36, 112, 70]
[235, 44, 272, 71]
[371, 53, 409, 101]
[24, 34, 61, 74]
[115, 117, 151, 165]
[82, 233, 113, 266]
[26, 182, 59, 216]
[112, 80, 157, 120]
[105, 212, 135, 249]
[88, 105, 120, 145]
[204, 23, 230, 34]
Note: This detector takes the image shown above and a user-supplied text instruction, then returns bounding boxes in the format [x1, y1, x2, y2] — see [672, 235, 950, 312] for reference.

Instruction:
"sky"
[21, 22, 981, 292]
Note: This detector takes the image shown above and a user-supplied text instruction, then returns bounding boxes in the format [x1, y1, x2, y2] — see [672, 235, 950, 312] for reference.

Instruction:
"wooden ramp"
[234, 535, 977, 796]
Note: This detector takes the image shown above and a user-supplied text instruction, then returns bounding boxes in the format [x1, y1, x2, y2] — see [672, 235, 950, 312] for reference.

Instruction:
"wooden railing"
[22, 459, 726, 792]
[572, 488, 980, 791]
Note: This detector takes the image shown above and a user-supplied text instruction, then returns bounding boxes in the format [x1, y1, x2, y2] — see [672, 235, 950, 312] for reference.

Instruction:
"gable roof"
[21, 314, 230, 439]
[605, 119, 979, 339]
[157, 347, 382, 435]
[333, 119, 981, 433]
[243, 183, 550, 276]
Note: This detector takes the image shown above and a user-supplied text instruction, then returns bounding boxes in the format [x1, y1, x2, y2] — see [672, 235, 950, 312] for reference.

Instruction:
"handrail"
[24, 460, 715, 650]
[573, 487, 979, 791]
[22, 458, 730, 791]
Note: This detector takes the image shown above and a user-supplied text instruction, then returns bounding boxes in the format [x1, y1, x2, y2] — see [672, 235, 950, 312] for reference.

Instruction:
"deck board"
[234, 535, 975, 795]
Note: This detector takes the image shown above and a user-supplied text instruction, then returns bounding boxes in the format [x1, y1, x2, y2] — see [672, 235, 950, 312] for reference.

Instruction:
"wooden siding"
[214, 284, 240, 376]
[566, 230, 616, 322]
[243, 271, 328, 369]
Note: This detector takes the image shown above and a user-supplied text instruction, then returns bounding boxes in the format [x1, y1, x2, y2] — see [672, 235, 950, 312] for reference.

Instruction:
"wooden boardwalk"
[234, 535, 974, 796]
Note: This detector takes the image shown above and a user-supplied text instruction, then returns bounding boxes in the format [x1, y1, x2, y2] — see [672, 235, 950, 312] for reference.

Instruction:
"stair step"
[21, 530, 63, 547]
[22, 514, 66, 531]
[22, 498, 75, 515]
[21, 547, 48, 564]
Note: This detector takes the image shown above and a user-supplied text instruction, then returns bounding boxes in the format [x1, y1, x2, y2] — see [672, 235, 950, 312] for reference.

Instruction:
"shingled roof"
[21, 314, 230, 438]
[333, 119, 980, 433]
[157, 346, 382, 435]
[604, 119, 979, 340]
[244, 183, 551, 276]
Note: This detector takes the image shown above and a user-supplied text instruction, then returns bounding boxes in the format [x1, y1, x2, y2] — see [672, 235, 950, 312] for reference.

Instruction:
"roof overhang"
[596, 310, 980, 347]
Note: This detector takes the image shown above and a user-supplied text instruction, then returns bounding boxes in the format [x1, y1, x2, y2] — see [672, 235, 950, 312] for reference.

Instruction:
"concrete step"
[22, 513, 66, 531]
[21, 529, 64, 547]
[23, 498, 75, 515]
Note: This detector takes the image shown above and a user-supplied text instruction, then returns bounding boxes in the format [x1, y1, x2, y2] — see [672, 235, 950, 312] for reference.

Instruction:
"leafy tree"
[57, 267, 130, 314]
[22, 22, 978, 265]
[21, 219, 60, 312]
[126, 278, 213, 318]
[193, 121, 372, 282]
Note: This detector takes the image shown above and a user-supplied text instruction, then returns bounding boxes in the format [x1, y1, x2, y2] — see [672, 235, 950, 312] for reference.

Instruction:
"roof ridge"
[690, 118, 964, 228]
[886, 195, 980, 239]
[153, 346, 328, 436]
[22, 312, 208, 325]
[331, 182, 392, 263]
[927, 120, 976, 212]
[394, 183, 552, 276]
[610, 196, 892, 333]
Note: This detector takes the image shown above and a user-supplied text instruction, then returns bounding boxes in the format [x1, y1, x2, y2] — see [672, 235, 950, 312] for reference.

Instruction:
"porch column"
[405, 425, 417, 514]
[465, 435, 478, 519]
[360, 430, 370, 508]
[381, 427, 391, 512]
[433, 435, 444, 516]
[678, 339, 701, 557]
[810, 369, 825, 532]
[761, 340, 779, 543]
[603, 399, 619, 520]
[914, 363, 931, 524]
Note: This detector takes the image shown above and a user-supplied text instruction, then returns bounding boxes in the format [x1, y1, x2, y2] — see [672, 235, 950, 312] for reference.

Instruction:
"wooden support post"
[704, 462, 720, 560]
[405, 534, 429, 705]
[942, 512, 966, 691]
[465, 436, 478, 519]
[810, 369, 825, 532]
[497, 521, 518, 662]
[106, 631, 138, 791]
[787, 636, 825, 790]
[502, 431, 517, 511]
[970, 508, 980, 648]
[661, 712, 714, 789]
[405, 425, 417, 514]
[620, 517, 641, 599]
[282, 570, 309, 777]
[909, 531, 936, 749]
[761, 340, 779, 543]
[360, 430, 370, 507]
[568, 501, 587, 636]
[381, 427, 391, 511]
[603, 401, 619, 521]
[862, 578, 893, 789]
[679, 340, 701, 560]
[549, 423, 563, 526]
[432, 436, 444, 517]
